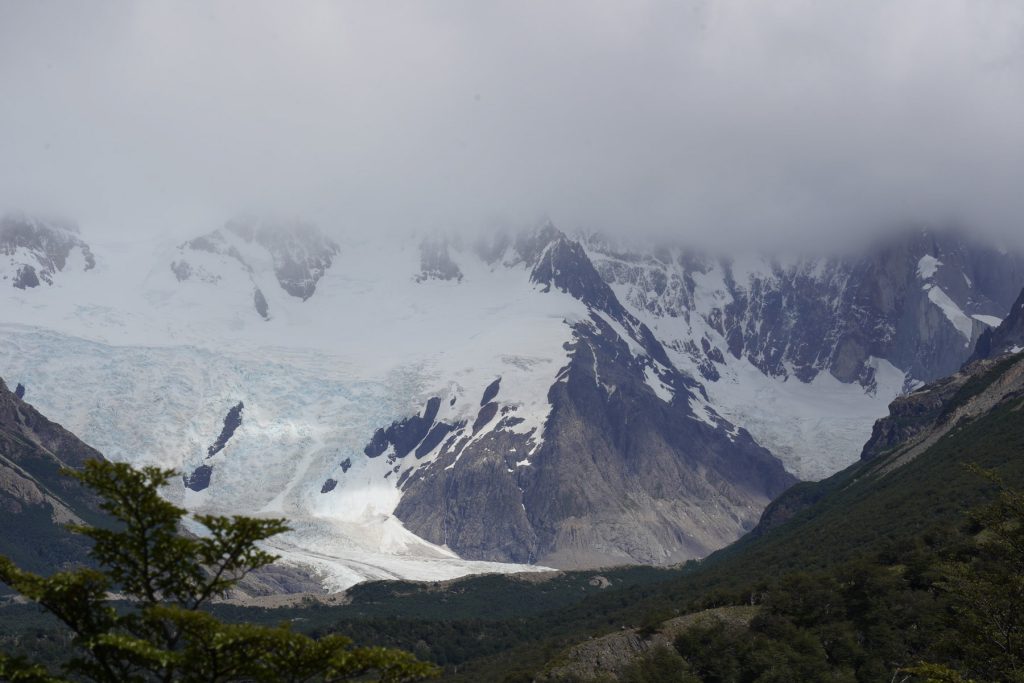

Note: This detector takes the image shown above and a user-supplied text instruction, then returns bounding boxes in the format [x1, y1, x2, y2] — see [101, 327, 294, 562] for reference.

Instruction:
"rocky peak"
[1, 213, 96, 289]
[224, 217, 339, 300]
[171, 217, 340, 317]
[587, 227, 1024, 387]
[970, 287, 1024, 362]
[531, 235, 627, 320]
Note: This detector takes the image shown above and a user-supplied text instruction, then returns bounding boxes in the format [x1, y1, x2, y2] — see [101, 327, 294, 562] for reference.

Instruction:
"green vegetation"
[0, 461, 437, 682]
[4, 367, 1024, 681]
[610, 471, 1024, 682]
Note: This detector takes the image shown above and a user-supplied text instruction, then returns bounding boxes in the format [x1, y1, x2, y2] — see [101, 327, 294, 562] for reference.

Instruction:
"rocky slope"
[0, 376, 106, 575]
[538, 606, 759, 682]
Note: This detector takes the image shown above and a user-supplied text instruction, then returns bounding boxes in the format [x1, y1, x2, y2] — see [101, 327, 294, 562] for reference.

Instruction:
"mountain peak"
[171, 217, 340, 317]
[970, 287, 1024, 362]
[1, 212, 96, 289]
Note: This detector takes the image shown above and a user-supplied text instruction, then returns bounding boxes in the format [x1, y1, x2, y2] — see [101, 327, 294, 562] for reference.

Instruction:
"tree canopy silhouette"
[0, 460, 438, 682]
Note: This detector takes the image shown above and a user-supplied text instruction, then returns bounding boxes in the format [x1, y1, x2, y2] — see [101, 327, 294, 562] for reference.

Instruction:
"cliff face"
[0, 377, 106, 574]
[971, 287, 1024, 362]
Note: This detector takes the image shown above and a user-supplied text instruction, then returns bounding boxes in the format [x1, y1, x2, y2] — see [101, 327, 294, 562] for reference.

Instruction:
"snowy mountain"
[393, 227, 794, 567]
[1, 213, 95, 289]
[1, 213, 1022, 588]
[170, 217, 340, 319]
[583, 230, 1024, 477]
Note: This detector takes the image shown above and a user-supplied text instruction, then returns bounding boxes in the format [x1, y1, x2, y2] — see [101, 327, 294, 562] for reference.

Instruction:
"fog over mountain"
[1, 0, 1023, 248]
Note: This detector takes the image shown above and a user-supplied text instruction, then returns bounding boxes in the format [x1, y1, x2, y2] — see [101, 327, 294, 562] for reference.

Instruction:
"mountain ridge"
[2, 212, 1023, 588]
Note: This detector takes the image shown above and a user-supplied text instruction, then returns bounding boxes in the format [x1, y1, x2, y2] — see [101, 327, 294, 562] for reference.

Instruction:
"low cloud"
[1, 0, 1022, 248]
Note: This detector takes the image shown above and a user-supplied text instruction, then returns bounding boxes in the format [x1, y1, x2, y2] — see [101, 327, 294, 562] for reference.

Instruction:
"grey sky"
[1, 0, 1022, 248]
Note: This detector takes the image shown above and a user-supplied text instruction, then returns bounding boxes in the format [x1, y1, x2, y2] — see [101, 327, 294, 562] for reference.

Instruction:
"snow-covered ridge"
[170, 217, 341, 319]
[581, 231, 1024, 477]
[1, 213, 95, 290]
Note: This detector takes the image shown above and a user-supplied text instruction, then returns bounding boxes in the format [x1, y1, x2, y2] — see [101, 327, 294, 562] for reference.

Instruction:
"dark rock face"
[395, 426, 542, 563]
[0, 376, 107, 574]
[472, 402, 499, 434]
[858, 373, 962, 462]
[532, 231, 672, 368]
[532, 235, 628, 320]
[589, 229, 1024, 385]
[321, 478, 337, 494]
[183, 401, 245, 492]
[14, 383, 25, 399]
[970, 287, 1024, 362]
[860, 352, 1024, 463]
[14, 265, 40, 289]
[184, 465, 213, 492]
[363, 429, 390, 458]
[416, 238, 463, 282]
[415, 423, 456, 459]
[253, 288, 270, 319]
[208, 402, 244, 457]
[1, 214, 96, 289]
[363, 397, 452, 460]
[481, 377, 501, 406]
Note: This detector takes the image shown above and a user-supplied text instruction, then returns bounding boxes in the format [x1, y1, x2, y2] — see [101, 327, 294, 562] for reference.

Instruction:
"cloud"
[1, 0, 1022, 248]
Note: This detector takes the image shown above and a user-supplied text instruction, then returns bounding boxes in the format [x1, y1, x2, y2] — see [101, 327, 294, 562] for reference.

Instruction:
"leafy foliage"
[614, 472, 1024, 683]
[0, 460, 437, 682]
[934, 475, 1024, 682]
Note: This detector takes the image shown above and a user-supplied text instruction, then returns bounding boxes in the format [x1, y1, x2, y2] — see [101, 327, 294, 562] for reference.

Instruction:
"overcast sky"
[1, 0, 1022, 247]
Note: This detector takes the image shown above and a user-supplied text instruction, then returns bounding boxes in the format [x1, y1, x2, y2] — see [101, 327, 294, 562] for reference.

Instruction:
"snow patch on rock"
[917, 254, 942, 280]
[925, 284, 974, 342]
[972, 314, 1003, 328]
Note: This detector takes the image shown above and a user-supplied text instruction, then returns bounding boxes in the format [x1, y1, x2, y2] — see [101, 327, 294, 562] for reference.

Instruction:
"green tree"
[0, 460, 438, 682]
[937, 476, 1024, 683]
